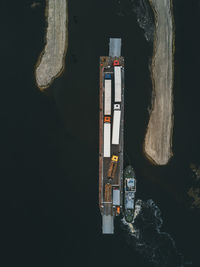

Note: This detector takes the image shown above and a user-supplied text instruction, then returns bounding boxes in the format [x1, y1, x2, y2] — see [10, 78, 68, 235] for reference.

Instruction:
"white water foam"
[121, 199, 187, 267]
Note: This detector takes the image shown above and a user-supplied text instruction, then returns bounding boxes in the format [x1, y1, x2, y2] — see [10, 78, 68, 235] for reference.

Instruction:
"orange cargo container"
[116, 206, 120, 214]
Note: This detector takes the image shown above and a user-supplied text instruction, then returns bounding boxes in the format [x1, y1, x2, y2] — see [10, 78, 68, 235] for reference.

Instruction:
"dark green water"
[1, 0, 200, 266]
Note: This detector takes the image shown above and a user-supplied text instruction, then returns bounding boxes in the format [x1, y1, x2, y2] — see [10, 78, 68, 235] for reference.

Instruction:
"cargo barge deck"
[99, 45, 124, 234]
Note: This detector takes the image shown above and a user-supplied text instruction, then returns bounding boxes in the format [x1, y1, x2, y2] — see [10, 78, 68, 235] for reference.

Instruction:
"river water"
[1, 0, 200, 266]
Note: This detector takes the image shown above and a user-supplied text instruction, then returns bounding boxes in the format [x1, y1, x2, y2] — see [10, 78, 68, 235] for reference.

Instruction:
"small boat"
[124, 165, 136, 223]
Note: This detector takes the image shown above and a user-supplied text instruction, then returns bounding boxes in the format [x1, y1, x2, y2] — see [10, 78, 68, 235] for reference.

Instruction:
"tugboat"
[124, 165, 136, 223]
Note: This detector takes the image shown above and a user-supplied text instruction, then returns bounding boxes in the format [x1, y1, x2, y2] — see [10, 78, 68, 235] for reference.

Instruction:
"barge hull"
[99, 55, 124, 234]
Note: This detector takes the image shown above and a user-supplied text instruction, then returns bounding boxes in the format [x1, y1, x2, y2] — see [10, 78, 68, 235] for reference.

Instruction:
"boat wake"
[121, 199, 186, 267]
[131, 0, 154, 42]
[115, 0, 154, 42]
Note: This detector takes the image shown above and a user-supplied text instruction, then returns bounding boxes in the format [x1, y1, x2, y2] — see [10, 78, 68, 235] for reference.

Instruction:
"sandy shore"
[35, 0, 68, 90]
[144, 0, 174, 165]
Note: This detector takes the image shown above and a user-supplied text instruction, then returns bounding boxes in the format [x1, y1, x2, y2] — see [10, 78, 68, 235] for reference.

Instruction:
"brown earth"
[35, 0, 68, 90]
[144, 0, 174, 165]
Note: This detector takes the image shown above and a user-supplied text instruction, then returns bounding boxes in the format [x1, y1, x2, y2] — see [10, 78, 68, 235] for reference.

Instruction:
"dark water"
[1, 0, 200, 266]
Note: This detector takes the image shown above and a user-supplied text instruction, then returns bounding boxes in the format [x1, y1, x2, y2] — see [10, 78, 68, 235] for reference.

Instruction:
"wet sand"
[144, 0, 174, 165]
[35, 0, 68, 90]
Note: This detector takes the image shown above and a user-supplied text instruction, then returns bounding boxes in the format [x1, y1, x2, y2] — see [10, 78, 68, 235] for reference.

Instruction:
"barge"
[99, 38, 124, 234]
